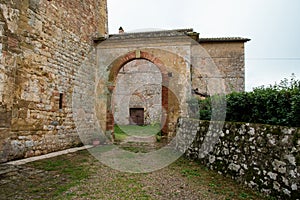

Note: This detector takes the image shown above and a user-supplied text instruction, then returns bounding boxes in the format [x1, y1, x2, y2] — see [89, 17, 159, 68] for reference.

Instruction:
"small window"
[59, 93, 63, 110]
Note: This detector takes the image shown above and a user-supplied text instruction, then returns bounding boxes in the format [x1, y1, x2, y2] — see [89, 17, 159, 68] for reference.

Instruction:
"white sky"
[107, 0, 300, 91]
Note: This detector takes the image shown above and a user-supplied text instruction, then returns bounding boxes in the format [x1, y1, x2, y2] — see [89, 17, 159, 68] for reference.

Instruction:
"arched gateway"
[94, 29, 249, 138]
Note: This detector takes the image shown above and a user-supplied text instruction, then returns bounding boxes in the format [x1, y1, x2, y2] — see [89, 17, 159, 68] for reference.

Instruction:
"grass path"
[114, 124, 161, 142]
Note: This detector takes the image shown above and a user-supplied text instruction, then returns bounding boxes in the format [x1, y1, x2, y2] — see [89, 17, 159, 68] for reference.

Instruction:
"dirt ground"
[0, 142, 272, 200]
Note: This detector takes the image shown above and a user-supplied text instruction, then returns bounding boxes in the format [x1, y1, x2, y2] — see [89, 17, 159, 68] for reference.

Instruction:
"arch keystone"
[135, 50, 141, 58]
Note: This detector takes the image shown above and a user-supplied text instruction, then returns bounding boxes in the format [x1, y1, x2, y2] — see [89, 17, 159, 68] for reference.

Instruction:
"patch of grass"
[239, 192, 252, 199]
[89, 144, 116, 154]
[115, 124, 161, 137]
[181, 168, 201, 178]
[266, 196, 277, 200]
[27, 151, 90, 197]
[93, 172, 152, 199]
[34, 159, 65, 171]
[173, 157, 270, 200]
[114, 125, 130, 142]
[30, 157, 89, 181]
[209, 182, 217, 188]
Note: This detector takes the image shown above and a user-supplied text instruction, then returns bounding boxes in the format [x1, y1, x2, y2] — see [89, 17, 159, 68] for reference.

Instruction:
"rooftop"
[199, 37, 251, 42]
[93, 28, 250, 43]
[107, 28, 194, 40]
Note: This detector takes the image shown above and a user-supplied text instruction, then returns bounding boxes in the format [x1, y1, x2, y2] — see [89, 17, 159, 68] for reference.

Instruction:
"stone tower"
[0, 0, 108, 163]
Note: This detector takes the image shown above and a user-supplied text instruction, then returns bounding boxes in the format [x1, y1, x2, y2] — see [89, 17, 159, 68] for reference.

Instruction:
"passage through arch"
[113, 59, 162, 127]
[104, 50, 174, 137]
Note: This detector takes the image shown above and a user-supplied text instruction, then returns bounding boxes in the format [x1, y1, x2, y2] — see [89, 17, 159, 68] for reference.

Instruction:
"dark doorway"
[130, 108, 144, 125]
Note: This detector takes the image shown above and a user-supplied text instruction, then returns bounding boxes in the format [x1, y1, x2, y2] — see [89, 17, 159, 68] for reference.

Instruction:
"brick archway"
[106, 50, 170, 136]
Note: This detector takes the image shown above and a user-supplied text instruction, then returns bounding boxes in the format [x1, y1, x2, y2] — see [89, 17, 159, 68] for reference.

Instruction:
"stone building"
[0, 0, 108, 162]
[0, 0, 249, 163]
[111, 33, 250, 126]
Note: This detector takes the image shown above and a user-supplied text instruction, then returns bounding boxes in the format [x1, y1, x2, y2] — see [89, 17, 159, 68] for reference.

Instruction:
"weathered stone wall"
[96, 35, 194, 135]
[0, 3, 248, 163]
[0, 0, 108, 163]
[176, 118, 300, 199]
[113, 59, 162, 125]
[96, 32, 248, 136]
[195, 41, 246, 94]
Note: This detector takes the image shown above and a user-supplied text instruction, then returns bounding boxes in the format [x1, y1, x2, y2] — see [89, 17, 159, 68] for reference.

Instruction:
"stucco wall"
[176, 118, 300, 199]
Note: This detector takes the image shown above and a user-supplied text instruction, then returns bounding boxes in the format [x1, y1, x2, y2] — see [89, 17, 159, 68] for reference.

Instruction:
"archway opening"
[105, 50, 182, 140]
[112, 59, 163, 128]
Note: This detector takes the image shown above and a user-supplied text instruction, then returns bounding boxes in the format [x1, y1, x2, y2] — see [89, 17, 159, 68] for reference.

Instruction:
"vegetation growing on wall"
[198, 75, 300, 127]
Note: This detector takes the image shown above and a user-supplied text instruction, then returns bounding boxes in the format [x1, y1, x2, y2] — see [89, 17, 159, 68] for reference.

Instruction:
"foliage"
[199, 75, 300, 127]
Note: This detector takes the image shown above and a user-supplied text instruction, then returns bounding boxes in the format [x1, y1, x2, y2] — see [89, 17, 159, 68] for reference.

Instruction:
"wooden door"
[130, 108, 144, 125]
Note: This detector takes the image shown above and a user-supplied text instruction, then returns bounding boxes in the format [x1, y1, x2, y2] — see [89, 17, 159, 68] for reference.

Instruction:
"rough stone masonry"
[0, 0, 108, 162]
[95, 30, 249, 136]
[0, 0, 249, 163]
[176, 118, 300, 199]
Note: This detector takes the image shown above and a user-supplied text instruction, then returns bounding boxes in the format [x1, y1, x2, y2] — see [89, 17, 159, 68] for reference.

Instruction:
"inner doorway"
[129, 108, 144, 125]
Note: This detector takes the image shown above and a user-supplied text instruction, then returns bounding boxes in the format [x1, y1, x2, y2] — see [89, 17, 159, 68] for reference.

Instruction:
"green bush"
[198, 75, 300, 127]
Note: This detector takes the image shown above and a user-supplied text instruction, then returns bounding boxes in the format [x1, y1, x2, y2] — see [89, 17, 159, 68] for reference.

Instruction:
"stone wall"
[176, 118, 300, 199]
[0, 0, 108, 163]
[196, 40, 246, 94]
[96, 35, 194, 135]
[96, 31, 249, 134]
[113, 59, 162, 125]
[0, 2, 248, 163]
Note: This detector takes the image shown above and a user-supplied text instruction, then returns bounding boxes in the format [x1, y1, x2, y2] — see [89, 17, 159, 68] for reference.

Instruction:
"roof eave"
[199, 38, 251, 43]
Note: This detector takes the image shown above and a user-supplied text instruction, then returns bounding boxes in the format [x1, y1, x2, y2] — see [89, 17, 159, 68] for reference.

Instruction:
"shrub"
[198, 75, 300, 127]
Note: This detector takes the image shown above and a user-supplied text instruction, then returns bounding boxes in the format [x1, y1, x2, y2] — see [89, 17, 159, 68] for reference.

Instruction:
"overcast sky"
[107, 0, 300, 91]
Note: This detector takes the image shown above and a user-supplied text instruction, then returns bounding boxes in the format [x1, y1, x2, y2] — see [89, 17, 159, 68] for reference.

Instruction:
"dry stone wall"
[0, 0, 107, 163]
[176, 118, 300, 199]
